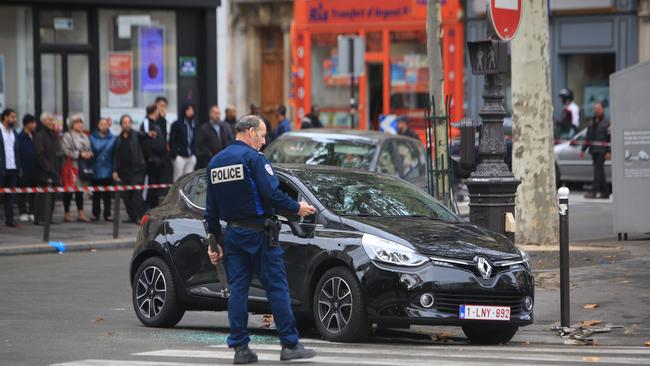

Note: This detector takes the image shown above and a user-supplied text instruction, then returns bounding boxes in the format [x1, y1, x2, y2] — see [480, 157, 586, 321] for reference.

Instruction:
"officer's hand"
[297, 201, 317, 217]
[207, 244, 223, 265]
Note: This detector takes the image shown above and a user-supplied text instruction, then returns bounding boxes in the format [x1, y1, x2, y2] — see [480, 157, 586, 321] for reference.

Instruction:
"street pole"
[113, 179, 121, 239]
[558, 186, 570, 327]
[349, 36, 355, 129]
[42, 178, 53, 243]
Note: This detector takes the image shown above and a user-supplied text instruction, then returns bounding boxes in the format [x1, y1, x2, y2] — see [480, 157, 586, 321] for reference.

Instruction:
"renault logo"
[476, 257, 493, 279]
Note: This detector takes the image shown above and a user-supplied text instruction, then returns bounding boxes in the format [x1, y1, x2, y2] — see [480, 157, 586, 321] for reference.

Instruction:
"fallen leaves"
[583, 304, 599, 309]
[582, 356, 601, 362]
[431, 332, 457, 342]
[261, 314, 273, 328]
[645, 341, 650, 347]
[581, 320, 602, 328]
[92, 316, 104, 323]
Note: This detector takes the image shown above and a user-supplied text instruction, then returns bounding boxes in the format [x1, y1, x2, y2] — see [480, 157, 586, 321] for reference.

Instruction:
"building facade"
[0, 0, 220, 132]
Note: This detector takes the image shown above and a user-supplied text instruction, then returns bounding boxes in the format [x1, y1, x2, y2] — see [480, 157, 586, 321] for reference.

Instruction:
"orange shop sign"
[299, 0, 426, 25]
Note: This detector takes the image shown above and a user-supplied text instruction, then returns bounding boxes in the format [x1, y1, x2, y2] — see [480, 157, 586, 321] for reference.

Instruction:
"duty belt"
[228, 220, 266, 232]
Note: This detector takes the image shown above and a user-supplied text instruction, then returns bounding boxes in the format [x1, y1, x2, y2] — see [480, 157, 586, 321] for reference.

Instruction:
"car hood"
[349, 217, 520, 262]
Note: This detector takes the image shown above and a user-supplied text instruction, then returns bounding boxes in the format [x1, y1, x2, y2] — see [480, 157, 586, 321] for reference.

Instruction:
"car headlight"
[362, 234, 428, 267]
[518, 248, 532, 269]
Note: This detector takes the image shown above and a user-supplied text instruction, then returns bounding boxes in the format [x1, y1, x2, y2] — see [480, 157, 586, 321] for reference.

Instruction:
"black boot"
[280, 342, 316, 361]
[233, 344, 258, 364]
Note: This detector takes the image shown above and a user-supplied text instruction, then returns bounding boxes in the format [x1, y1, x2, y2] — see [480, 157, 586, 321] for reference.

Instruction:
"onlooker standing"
[113, 114, 151, 223]
[250, 103, 274, 147]
[33, 112, 62, 225]
[89, 117, 116, 221]
[61, 114, 93, 222]
[580, 101, 611, 199]
[17, 114, 37, 222]
[140, 104, 166, 209]
[397, 115, 420, 142]
[196, 105, 232, 169]
[154, 96, 169, 142]
[224, 105, 238, 136]
[170, 103, 197, 181]
[302, 105, 323, 129]
[154, 96, 173, 195]
[274, 104, 291, 139]
[0, 108, 21, 227]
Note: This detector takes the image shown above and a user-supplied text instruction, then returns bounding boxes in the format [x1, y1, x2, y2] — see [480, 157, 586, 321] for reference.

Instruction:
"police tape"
[554, 139, 611, 147]
[0, 183, 172, 194]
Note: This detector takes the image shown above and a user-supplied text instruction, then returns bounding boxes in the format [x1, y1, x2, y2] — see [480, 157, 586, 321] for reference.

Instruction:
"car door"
[557, 129, 592, 182]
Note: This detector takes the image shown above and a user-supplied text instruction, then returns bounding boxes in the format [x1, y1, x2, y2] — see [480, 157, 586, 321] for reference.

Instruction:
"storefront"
[290, 0, 464, 133]
[464, 0, 639, 130]
[1, 0, 219, 133]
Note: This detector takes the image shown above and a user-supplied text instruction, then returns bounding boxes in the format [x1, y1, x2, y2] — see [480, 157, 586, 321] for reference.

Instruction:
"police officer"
[205, 115, 317, 364]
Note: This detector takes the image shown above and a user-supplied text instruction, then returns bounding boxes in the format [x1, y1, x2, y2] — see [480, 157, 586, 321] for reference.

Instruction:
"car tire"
[462, 325, 518, 345]
[312, 267, 368, 342]
[132, 257, 185, 328]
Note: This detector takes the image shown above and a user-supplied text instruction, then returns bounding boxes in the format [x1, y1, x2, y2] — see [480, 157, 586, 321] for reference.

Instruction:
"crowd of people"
[0, 100, 324, 228]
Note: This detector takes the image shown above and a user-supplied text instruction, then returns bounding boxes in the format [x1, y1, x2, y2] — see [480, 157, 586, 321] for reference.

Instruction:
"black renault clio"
[130, 165, 534, 344]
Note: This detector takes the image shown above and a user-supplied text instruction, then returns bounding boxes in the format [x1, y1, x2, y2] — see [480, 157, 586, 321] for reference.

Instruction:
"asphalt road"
[2, 248, 650, 365]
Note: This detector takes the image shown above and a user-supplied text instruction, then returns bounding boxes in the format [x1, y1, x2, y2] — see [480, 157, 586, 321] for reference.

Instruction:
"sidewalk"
[0, 201, 139, 255]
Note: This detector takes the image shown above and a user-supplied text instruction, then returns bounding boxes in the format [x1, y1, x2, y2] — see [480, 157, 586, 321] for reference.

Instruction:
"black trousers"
[144, 166, 163, 210]
[92, 178, 113, 219]
[63, 191, 83, 213]
[0, 170, 18, 225]
[591, 153, 608, 195]
[121, 172, 145, 221]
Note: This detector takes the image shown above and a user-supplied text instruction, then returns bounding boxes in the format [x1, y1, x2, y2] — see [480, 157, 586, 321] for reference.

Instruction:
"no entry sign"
[489, 0, 522, 41]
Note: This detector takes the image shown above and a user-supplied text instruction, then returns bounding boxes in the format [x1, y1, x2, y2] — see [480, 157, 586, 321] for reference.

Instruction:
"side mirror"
[276, 212, 314, 239]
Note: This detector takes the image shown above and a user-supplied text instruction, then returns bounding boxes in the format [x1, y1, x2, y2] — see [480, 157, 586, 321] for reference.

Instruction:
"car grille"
[432, 292, 524, 316]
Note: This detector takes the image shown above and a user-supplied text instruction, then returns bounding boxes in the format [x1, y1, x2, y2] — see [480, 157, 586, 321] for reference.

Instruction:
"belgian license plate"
[459, 305, 510, 321]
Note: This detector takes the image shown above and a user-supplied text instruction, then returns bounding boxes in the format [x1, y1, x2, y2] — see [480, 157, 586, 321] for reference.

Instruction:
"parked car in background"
[264, 130, 428, 190]
[555, 127, 612, 186]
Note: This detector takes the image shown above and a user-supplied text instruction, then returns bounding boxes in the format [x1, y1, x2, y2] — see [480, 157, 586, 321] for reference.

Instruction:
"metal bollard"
[113, 179, 121, 239]
[558, 186, 570, 327]
[43, 178, 53, 243]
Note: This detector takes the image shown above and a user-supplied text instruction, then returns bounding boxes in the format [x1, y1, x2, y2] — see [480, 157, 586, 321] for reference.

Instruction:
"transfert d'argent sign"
[304, 0, 426, 24]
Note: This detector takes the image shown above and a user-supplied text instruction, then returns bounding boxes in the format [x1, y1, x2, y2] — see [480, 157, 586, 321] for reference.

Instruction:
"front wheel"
[462, 325, 518, 345]
[132, 257, 185, 328]
[312, 267, 368, 342]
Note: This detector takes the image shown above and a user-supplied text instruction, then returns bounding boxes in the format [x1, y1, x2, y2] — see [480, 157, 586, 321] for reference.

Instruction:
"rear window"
[265, 137, 376, 170]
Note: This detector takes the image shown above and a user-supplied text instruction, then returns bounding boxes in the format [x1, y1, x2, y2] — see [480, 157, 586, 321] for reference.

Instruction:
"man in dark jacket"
[1, 108, 22, 227]
[224, 105, 238, 136]
[397, 115, 420, 142]
[113, 114, 153, 223]
[140, 104, 167, 209]
[169, 103, 197, 181]
[196, 105, 232, 169]
[302, 105, 323, 129]
[33, 112, 62, 225]
[580, 101, 611, 199]
[17, 114, 37, 222]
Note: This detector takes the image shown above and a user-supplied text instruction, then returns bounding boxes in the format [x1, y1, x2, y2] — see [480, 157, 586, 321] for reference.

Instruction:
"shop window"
[310, 33, 359, 128]
[366, 32, 382, 52]
[0, 7, 35, 125]
[39, 10, 88, 44]
[98, 10, 178, 134]
[389, 31, 428, 114]
[565, 53, 615, 126]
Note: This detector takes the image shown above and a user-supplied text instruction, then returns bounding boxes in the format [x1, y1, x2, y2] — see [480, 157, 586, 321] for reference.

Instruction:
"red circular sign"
[489, 0, 522, 41]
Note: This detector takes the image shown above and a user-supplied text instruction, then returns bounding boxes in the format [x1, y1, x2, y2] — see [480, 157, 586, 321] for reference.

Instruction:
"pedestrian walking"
[397, 115, 420, 142]
[274, 104, 291, 139]
[580, 101, 611, 199]
[61, 114, 93, 222]
[89, 117, 116, 221]
[17, 114, 37, 223]
[33, 112, 63, 226]
[140, 104, 166, 209]
[224, 105, 238, 136]
[170, 103, 197, 181]
[0, 108, 21, 227]
[302, 105, 323, 129]
[205, 115, 317, 364]
[113, 114, 152, 224]
[196, 105, 232, 169]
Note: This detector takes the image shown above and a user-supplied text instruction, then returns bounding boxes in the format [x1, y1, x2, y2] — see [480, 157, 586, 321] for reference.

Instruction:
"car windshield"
[296, 170, 458, 221]
[265, 137, 376, 170]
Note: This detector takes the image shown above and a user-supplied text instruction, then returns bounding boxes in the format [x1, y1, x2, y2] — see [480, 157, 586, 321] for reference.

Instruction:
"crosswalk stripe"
[134, 348, 650, 365]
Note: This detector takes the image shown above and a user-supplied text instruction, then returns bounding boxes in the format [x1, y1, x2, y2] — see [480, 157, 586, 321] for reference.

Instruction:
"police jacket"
[582, 116, 610, 155]
[204, 140, 300, 236]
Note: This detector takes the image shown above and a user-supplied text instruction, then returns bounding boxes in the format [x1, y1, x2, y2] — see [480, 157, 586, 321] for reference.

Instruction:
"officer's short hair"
[235, 115, 262, 133]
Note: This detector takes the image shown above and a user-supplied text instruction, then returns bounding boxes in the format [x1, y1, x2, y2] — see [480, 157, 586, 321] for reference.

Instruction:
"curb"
[0, 239, 134, 256]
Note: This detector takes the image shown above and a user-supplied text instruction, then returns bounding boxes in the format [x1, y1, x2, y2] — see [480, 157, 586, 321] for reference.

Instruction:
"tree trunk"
[511, 0, 559, 245]
[427, 0, 449, 204]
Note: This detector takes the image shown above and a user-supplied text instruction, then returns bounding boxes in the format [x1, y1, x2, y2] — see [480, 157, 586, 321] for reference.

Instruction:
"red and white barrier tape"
[0, 183, 172, 194]
[555, 139, 610, 147]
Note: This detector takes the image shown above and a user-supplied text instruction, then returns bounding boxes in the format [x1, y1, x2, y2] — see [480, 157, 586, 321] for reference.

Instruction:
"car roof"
[278, 129, 416, 144]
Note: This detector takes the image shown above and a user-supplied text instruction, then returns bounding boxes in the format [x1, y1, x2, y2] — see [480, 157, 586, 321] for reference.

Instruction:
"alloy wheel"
[135, 266, 167, 319]
[317, 276, 353, 333]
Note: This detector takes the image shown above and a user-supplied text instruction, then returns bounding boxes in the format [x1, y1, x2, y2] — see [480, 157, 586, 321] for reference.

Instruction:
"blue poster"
[139, 27, 164, 93]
